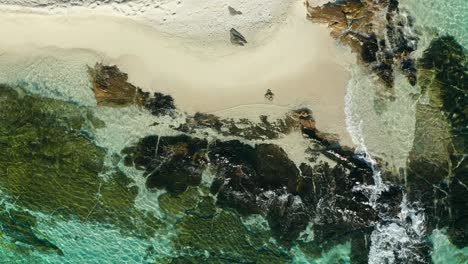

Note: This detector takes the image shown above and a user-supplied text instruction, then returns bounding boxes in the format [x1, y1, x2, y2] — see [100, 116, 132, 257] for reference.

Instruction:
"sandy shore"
[0, 0, 353, 146]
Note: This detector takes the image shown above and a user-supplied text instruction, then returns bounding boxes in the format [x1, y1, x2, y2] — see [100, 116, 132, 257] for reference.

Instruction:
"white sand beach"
[0, 0, 353, 146]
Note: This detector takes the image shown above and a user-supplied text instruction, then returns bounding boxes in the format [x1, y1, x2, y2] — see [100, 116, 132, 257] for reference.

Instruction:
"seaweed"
[0, 85, 162, 244]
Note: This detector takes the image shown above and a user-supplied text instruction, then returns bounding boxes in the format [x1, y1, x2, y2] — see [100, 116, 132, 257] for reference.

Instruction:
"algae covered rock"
[0, 85, 162, 242]
[407, 35, 468, 248]
[173, 196, 290, 263]
[0, 208, 63, 256]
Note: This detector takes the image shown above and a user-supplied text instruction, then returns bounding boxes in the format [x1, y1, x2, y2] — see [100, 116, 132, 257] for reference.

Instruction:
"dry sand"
[0, 0, 353, 146]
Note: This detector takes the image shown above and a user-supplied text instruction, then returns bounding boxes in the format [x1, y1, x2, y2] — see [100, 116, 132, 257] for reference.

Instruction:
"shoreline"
[0, 0, 354, 147]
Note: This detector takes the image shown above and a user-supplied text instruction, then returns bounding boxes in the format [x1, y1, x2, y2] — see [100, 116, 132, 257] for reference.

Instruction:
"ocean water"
[344, 64, 418, 174]
[0, 49, 98, 106]
[344, 0, 468, 263]
[400, 0, 468, 51]
[0, 0, 467, 263]
[430, 229, 468, 264]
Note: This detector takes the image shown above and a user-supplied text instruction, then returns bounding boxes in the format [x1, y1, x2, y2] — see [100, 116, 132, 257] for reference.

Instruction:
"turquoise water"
[430, 229, 468, 264]
[0, 0, 467, 263]
[400, 0, 468, 261]
[400, 0, 468, 49]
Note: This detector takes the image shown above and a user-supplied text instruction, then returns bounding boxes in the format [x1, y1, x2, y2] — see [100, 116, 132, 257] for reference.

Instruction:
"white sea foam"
[344, 57, 425, 263]
[368, 194, 426, 264]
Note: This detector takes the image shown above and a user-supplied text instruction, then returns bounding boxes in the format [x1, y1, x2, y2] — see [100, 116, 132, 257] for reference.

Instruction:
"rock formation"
[88, 63, 176, 115]
[307, 0, 418, 89]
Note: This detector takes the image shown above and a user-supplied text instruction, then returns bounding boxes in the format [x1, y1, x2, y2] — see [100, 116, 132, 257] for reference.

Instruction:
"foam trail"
[344, 64, 427, 264]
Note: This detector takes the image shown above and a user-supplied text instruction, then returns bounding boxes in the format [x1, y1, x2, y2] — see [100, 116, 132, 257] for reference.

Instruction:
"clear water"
[345, 0, 468, 263]
[400, 0, 468, 50]
[430, 229, 468, 264]
[0, 0, 467, 263]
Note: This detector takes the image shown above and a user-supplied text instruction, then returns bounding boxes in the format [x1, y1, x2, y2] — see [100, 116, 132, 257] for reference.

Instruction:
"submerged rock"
[123, 135, 209, 194]
[0, 208, 63, 256]
[173, 203, 290, 263]
[407, 36, 468, 248]
[0, 85, 162, 242]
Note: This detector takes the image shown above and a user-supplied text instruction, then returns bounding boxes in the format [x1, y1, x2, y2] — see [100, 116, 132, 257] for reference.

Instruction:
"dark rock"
[144, 92, 176, 116]
[402, 58, 417, 85]
[265, 89, 274, 101]
[266, 194, 309, 244]
[376, 185, 404, 217]
[123, 135, 208, 194]
[88, 63, 177, 116]
[230, 28, 247, 46]
[228, 6, 242, 15]
[255, 144, 300, 192]
[360, 34, 379, 63]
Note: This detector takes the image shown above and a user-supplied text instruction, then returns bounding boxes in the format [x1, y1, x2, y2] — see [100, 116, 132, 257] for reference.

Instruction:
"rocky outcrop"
[123, 126, 376, 249]
[180, 112, 297, 140]
[307, 0, 418, 88]
[88, 63, 176, 115]
[208, 140, 376, 245]
[88, 63, 147, 107]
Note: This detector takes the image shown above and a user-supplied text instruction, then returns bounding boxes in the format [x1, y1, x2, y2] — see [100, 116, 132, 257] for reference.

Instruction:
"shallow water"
[0, 0, 467, 263]
[400, 0, 468, 50]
